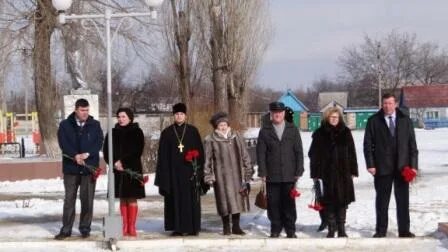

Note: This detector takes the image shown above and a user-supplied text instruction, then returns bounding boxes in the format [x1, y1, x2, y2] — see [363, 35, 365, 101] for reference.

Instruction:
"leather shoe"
[81, 232, 90, 239]
[399, 232, 415, 238]
[270, 233, 280, 238]
[54, 232, 71, 240]
[286, 233, 297, 238]
[373, 233, 386, 238]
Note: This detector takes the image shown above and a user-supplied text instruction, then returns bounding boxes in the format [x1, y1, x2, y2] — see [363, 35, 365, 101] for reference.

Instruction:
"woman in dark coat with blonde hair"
[104, 108, 145, 237]
[204, 112, 254, 235]
[309, 107, 358, 238]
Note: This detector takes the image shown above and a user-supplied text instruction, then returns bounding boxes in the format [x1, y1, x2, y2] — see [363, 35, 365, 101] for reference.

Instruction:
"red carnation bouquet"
[63, 154, 104, 181]
[308, 179, 324, 211]
[289, 183, 301, 199]
[401, 166, 417, 183]
[185, 149, 201, 201]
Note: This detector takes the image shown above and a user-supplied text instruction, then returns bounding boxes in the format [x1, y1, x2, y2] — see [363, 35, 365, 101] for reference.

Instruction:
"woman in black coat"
[309, 107, 358, 238]
[104, 108, 145, 237]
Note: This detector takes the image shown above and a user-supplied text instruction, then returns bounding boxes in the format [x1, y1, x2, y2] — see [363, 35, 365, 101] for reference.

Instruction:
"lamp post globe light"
[51, 1, 162, 249]
[52, 0, 72, 11]
[146, 0, 164, 7]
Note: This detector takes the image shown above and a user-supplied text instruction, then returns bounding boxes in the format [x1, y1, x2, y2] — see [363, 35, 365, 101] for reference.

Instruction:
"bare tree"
[33, 0, 59, 156]
[195, 0, 271, 129]
[162, 0, 193, 110]
[339, 31, 417, 94]
[413, 42, 448, 85]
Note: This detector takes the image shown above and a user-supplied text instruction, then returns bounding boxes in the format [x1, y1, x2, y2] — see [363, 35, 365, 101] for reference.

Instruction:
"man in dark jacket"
[257, 101, 304, 238]
[364, 93, 418, 238]
[55, 99, 103, 240]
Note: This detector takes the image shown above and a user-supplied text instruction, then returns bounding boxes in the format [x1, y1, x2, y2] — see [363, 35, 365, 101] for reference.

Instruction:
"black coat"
[257, 121, 304, 182]
[154, 123, 205, 233]
[363, 108, 418, 176]
[104, 123, 145, 199]
[58, 112, 103, 175]
[309, 122, 358, 206]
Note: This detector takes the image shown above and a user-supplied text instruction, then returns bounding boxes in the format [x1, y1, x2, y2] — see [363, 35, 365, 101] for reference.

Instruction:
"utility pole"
[377, 42, 382, 108]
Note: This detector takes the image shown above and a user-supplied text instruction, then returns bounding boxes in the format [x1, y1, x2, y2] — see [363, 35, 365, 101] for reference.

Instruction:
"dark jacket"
[309, 122, 358, 206]
[257, 121, 304, 182]
[58, 112, 103, 175]
[363, 108, 418, 176]
[104, 123, 145, 199]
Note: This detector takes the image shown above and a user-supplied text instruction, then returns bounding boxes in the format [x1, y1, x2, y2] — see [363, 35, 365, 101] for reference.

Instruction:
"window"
[426, 111, 439, 119]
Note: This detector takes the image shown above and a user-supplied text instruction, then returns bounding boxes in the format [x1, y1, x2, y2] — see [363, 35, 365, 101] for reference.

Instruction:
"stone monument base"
[63, 89, 99, 120]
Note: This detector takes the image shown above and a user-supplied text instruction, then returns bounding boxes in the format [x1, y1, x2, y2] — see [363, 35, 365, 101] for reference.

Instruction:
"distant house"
[318, 92, 348, 111]
[319, 101, 345, 114]
[401, 85, 448, 128]
[278, 89, 309, 130]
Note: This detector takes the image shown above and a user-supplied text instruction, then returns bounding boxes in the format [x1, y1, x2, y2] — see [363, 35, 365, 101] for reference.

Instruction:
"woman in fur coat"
[309, 107, 358, 238]
[204, 112, 254, 235]
[104, 108, 145, 237]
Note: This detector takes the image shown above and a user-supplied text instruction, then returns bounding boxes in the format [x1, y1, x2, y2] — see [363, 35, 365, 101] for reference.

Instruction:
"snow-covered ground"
[0, 128, 447, 251]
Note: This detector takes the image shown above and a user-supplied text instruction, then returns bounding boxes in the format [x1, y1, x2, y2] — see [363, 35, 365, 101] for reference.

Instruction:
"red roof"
[402, 85, 448, 108]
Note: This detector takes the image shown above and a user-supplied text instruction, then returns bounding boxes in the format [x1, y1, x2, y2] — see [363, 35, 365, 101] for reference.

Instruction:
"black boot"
[231, 214, 246, 235]
[337, 207, 348, 238]
[222, 215, 231, 235]
[317, 209, 328, 232]
[326, 208, 336, 238]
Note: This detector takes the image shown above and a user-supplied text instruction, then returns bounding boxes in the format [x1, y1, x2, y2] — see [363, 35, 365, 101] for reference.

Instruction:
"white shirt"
[384, 112, 396, 128]
[76, 118, 85, 127]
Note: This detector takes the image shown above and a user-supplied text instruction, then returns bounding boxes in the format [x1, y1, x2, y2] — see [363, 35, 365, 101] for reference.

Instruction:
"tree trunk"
[210, 38, 227, 112]
[170, 1, 192, 113]
[34, 0, 59, 157]
[228, 77, 246, 130]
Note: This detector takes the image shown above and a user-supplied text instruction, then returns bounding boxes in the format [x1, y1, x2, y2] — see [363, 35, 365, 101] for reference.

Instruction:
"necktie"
[388, 116, 395, 137]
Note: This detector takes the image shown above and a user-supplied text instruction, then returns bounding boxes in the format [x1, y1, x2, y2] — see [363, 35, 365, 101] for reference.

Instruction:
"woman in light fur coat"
[204, 112, 254, 236]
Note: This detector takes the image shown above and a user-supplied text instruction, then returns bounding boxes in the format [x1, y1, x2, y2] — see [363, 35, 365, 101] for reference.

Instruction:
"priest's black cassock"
[155, 123, 205, 234]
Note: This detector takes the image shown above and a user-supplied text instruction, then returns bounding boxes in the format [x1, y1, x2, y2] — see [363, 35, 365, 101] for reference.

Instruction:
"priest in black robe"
[155, 103, 206, 236]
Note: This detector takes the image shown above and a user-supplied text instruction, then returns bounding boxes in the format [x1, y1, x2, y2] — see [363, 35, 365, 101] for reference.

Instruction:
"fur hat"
[210, 112, 229, 128]
[269, 101, 286, 111]
[172, 103, 187, 114]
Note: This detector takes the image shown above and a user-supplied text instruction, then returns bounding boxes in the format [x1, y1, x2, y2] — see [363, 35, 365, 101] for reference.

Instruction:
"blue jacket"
[57, 112, 104, 175]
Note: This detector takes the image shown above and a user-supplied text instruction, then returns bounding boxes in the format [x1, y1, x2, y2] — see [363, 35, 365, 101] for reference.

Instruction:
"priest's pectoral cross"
[178, 143, 184, 153]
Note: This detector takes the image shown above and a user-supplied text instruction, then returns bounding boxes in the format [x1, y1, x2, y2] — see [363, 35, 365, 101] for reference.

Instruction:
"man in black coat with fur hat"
[364, 93, 418, 238]
[257, 101, 304, 238]
[155, 103, 206, 236]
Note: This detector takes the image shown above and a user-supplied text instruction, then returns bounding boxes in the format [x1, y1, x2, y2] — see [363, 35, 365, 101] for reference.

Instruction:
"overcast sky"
[258, 0, 448, 90]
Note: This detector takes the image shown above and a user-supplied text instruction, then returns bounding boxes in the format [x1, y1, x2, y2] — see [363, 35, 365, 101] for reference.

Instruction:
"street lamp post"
[377, 42, 382, 108]
[52, 0, 163, 249]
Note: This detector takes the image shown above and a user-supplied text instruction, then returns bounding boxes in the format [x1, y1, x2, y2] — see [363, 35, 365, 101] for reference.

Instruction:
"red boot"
[120, 202, 129, 236]
[128, 204, 138, 237]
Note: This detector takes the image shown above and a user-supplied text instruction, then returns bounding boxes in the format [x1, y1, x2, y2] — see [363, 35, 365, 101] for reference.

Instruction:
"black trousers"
[374, 171, 410, 235]
[266, 182, 296, 235]
[60, 174, 96, 235]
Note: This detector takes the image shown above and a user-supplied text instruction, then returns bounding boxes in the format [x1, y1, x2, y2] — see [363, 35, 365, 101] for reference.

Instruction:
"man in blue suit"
[55, 99, 103, 240]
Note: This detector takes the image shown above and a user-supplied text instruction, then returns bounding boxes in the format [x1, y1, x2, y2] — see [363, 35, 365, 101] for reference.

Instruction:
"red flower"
[401, 166, 417, 183]
[140, 175, 149, 187]
[185, 149, 200, 162]
[308, 203, 324, 211]
[92, 167, 103, 181]
[289, 187, 301, 199]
